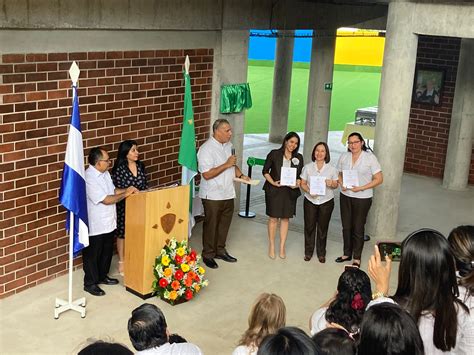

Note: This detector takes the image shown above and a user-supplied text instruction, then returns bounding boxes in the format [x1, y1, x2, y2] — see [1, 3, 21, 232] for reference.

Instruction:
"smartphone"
[344, 265, 359, 271]
[377, 242, 402, 261]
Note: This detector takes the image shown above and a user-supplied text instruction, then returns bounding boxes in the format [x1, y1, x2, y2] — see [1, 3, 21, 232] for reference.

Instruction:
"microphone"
[231, 148, 235, 155]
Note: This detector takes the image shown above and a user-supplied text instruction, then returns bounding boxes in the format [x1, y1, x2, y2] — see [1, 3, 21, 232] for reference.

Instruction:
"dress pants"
[201, 198, 234, 259]
[82, 231, 115, 287]
[339, 193, 372, 260]
[303, 198, 334, 258]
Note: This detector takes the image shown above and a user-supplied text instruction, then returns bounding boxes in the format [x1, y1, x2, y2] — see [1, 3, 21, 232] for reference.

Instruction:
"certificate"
[309, 176, 326, 196]
[343, 170, 359, 188]
[280, 167, 297, 186]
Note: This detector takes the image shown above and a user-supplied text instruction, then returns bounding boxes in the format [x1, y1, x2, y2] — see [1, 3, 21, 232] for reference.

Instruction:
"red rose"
[185, 289, 193, 300]
[175, 255, 183, 264]
[189, 250, 197, 261]
[159, 278, 168, 288]
[175, 270, 184, 281]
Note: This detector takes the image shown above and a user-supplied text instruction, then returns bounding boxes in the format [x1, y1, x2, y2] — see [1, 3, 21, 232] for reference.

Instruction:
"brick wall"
[404, 35, 474, 184]
[0, 49, 213, 297]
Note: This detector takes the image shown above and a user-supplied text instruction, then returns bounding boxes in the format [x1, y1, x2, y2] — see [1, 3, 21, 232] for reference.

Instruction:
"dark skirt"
[265, 185, 298, 218]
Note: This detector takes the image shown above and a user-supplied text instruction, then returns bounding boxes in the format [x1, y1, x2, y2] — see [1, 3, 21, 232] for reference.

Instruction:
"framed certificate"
[343, 170, 359, 188]
[280, 167, 297, 186]
[309, 176, 326, 195]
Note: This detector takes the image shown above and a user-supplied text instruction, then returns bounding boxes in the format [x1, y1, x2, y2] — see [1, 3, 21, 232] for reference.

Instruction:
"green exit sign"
[324, 83, 333, 91]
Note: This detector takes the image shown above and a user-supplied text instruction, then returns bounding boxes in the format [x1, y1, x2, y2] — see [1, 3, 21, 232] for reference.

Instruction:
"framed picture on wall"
[413, 67, 445, 105]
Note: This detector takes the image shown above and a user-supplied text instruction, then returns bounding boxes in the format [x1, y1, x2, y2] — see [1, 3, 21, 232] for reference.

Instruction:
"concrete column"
[366, 2, 418, 239]
[303, 29, 337, 161]
[211, 30, 250, 208]
[269, 30, 295, 143]
[442, 39, 474, 191]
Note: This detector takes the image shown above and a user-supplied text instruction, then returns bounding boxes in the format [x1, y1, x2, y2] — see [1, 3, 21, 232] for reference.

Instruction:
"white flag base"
[54, 211, 87, 319]
[54, 296, 86, 319]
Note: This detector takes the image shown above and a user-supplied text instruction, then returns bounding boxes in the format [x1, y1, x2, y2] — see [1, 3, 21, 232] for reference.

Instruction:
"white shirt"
[135, 342, 202, 355]
[232, 344, 257, 355]
[197, 136, 235, 200]
[85, 165, 116, 236]
[336, 150, 381, 199]
[310, 307, 329, 335]
[301, 162, 338, 205]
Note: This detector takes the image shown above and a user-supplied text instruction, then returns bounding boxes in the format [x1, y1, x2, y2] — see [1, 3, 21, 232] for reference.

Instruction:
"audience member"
[368, 228, 474, 354]
[312, 328, 355, 355]
[128, 303, 202, 354]
[310, 267, 371, 336]
[448, 225, 474, 310]
[78, 340, 133, 355]
[358, 302, 424, 355]
[257, 327, 319, 355]
[233, 293, 286, 355]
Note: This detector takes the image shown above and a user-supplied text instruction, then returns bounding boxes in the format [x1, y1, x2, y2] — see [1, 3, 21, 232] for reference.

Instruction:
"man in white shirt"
[128, 303, 202, 355]
[83, 147, 138, 296]
[197, 119, 249, 269]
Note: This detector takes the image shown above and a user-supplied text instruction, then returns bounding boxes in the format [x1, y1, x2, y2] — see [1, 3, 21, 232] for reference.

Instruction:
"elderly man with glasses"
[82, 147, 138, 296]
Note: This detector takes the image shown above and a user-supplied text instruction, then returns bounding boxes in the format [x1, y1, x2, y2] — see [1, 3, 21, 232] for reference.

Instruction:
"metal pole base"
[238, 211, 256, 218]
[54, 297, 86, 319]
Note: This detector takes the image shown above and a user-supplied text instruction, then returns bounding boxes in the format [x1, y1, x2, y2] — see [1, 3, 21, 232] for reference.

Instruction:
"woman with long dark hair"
[358, 302, 424, 355]
[262, 132, 304, 259]
[448, 225, 474, 310]
[112, 140, 148, 275]
[335, 132, 383, 267]
[368, 228, 474, 354]
[310, 267, 371, 337]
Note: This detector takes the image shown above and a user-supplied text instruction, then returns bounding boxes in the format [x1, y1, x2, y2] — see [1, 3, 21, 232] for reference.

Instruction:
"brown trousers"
[201, 198, 234, 258]
[303, 198, 334, 258]
[340, 193, 372, 260]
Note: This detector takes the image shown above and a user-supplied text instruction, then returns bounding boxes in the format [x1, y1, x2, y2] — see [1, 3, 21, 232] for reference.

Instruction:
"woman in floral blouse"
[112, 140, 148, 275]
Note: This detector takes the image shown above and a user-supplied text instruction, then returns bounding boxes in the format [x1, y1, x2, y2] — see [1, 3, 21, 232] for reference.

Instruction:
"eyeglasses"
[348, 141, 361, 145]
[99, 159, 111, 163]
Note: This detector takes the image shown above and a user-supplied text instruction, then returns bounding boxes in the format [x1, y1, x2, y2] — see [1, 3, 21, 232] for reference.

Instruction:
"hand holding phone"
[377, 242, 402, 261]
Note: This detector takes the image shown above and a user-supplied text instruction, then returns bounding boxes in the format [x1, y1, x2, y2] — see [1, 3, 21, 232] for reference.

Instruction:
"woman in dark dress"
[262, 132, 304, 259]
[112, 140, 148, 275]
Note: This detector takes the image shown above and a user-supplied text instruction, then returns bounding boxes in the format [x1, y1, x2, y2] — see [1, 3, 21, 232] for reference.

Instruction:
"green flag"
[178, 69, 198, 213]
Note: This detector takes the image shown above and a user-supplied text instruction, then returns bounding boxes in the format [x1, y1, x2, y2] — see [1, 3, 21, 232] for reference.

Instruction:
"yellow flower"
[161, 255, 170, 266]
[164, 268, 173, 278]
[169, 290, 178, 300]
[176, 247, 185, 257]
[198, 267, 205, 275]
[181, 263, 190, 272]
[194, 285, 200, 292]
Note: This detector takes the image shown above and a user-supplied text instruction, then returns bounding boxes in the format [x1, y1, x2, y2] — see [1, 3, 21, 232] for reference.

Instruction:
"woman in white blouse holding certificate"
[300, 142, 338, 263]
[336, 132, 383, 268]
[262, 132, 304, 259]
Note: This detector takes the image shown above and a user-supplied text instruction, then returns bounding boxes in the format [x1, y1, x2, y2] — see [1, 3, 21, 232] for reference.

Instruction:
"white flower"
[291, 157, 300, 165]
[170, 239, 177, 249]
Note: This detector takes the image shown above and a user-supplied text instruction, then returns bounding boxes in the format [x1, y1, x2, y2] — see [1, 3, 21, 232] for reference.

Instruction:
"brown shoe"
[318, 256, 326, 263]
[304, 256, 311, 262]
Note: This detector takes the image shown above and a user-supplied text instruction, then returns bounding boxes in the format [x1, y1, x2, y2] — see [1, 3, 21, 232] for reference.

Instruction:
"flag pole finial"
[69, 61, 80, 85]
[184, 55, 190, 75]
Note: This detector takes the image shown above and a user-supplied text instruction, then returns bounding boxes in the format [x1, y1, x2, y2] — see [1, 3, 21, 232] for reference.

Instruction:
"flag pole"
[54, 62, 86, 319]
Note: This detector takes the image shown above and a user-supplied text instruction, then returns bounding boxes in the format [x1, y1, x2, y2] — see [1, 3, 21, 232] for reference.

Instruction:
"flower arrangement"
[152, 238, 208, 305]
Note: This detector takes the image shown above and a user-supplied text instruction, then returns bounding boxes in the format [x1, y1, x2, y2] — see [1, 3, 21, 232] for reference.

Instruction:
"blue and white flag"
[59, 86, 89, 255]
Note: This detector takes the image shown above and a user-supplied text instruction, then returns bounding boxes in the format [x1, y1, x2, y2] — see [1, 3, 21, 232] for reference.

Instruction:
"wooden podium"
[124, 185, 189, 298]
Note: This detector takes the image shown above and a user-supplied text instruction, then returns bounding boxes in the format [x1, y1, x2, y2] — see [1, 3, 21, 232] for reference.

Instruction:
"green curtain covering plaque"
[220, 83, 253, 114]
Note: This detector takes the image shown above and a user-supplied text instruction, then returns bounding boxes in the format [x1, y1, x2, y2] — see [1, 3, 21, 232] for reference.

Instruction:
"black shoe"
[215, 252, 237, 263]
[84, 285, 105, 296]
[203, 257, 218, 269]
[99, 276, 119, 285]
[335, 256, 352, 263]
[364, 235, 371, 242]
